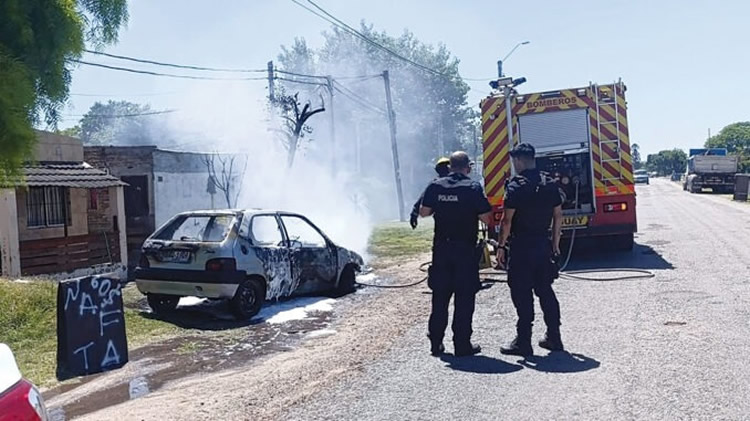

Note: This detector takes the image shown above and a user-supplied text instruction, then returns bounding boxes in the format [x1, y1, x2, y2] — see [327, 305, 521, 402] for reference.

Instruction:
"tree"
[275, 23, 471, 185]
[646, 149, 687, 176]
[78, 100, 165, 146]
[632, 143, 643, 169]
[269, 91, 326, 168]
[57, 126, 81, 138]
[0, 0, 128, 182]
[706, 122, 750, 173]
[201, 153, 248, 208]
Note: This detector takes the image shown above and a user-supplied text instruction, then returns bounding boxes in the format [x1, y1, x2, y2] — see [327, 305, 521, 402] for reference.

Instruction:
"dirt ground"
[49, 255, 431, 421]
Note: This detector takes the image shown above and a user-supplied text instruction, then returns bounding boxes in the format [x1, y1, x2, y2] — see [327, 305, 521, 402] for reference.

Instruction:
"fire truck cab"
[481, 79, 637, 250]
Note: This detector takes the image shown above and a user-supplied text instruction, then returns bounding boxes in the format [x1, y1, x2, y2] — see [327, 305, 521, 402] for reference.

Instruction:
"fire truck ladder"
[594, 82, 623, 181]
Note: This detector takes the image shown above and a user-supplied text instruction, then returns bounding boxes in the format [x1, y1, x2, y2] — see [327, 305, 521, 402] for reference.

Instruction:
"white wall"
[153, 171, 216, 228]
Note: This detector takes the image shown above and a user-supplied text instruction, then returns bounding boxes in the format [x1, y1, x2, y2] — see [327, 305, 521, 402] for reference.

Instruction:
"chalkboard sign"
[56, 276, 129, 380]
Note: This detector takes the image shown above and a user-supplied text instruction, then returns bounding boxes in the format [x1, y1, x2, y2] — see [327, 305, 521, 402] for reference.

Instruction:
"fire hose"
[356, 181, 654, 289]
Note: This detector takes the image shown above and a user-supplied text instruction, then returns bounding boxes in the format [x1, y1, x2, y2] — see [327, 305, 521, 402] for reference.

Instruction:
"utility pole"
[327, 76, 336, 176]
[267, 61, 275, 102]
[354, 119, 362, 174]
[382, 70, 406, 222]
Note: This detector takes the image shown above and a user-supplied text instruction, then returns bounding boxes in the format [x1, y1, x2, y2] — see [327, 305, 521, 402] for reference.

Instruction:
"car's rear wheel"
[332, 265, 357, 297]
[147, 294, 180, 314]
[230, 278, 265, 319]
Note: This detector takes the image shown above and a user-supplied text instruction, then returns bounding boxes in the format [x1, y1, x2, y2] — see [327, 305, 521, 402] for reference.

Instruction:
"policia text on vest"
[418, 151, 492, 357]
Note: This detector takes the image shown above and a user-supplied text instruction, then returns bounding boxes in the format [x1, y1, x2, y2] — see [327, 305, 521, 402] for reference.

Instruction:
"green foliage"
[368, 220, 433, 264]
[706, 122, 750, 173]
[276, 23, 472, 171]
[0, 280, 179, 386]
[79, 100, 158, 145]
[646, 149, 687, 176]
[56, 125, 81, 138]
[0, 0, 128, 181]
[632, 143, 643, 169]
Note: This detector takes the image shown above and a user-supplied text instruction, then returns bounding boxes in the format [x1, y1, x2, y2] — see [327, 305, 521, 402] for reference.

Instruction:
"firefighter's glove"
[409, 212, 418, 229]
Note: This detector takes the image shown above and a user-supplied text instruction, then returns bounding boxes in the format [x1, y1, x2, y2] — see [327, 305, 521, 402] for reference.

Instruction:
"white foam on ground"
[356, 273, 380, 283]
[307, 329, 337, 338]
[259, 297, 336, 324]
[178, 296, 207, 307]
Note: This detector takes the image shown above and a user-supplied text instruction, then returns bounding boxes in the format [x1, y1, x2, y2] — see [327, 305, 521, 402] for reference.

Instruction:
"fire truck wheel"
[611, 233, 634, 252]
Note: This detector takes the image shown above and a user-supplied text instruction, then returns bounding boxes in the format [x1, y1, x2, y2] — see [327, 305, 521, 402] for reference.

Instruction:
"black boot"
[539, 329, 564, 352]
[454, 343, 481, 357]
[500, 332, 534, 357]
[428, 334, 445, 357]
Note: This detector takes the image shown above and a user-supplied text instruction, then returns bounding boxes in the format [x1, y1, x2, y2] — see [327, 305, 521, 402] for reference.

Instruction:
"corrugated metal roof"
[21, 163, 126, 188]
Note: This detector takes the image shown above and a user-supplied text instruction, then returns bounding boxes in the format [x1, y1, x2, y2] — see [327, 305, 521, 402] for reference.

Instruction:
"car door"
[278, 214, 337, 295]
[246, 213, 294, 300]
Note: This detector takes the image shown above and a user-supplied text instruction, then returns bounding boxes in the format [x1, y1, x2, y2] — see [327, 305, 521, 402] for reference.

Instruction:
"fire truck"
[480, 78, 637, 250]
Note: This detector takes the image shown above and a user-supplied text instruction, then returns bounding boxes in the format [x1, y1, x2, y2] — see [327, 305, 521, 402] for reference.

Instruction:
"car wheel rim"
[241, 285, 256, 311]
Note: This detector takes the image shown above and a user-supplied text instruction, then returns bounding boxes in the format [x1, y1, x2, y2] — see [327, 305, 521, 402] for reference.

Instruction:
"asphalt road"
[285, 178, 750, 421]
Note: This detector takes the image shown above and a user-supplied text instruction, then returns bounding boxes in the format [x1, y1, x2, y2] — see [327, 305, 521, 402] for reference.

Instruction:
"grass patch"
[368, 220, 433, 263]
[176, 340, 200, 355]
[0, 280, 181, 387]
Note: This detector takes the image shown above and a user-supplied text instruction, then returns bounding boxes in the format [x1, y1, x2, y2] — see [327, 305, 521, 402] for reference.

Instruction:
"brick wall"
[84, 146, 156, 176]
[87, 187, 113, 232]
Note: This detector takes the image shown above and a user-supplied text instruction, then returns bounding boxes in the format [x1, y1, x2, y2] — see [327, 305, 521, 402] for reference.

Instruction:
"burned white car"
[134, 210, 363, 319]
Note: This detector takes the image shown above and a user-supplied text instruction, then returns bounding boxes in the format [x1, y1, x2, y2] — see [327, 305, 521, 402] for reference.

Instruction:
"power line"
[295, 0, 443, 77]
[71, 59, 268, 81]
[85, 48, 380, 81]
[333, 86, 385, 115]
[84, 49, 266, 73]
[64, 109, 177, 118]
[332, 80, 385, 114]
[275, 76, 328, 87]
[291, 0, 496, 83]
[275, 69, 328, 80]
[71, 91, 178, 97]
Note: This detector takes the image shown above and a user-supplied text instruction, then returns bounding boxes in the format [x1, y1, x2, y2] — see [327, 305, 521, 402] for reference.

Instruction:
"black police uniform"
[421, 173, 492, 352]
[504, 168, 564, 348]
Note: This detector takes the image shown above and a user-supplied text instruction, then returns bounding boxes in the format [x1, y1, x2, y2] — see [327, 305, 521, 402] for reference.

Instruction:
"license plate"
[161, 250, 191, 263]
[562, 215, 589, 228]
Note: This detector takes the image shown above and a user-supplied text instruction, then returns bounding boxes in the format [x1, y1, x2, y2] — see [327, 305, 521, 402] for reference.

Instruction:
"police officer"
[410, 157, 451, 229]
[420, 151, 492, 357]
[497, 143, 565, 356]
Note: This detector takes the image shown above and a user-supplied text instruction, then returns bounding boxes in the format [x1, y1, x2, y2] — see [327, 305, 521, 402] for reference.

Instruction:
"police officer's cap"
[510, 143, 536, 159]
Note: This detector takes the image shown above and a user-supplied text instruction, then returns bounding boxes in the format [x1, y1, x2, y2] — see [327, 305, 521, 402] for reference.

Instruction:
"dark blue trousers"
[507, 236, 561, 338]
[428, 241, 480, 347]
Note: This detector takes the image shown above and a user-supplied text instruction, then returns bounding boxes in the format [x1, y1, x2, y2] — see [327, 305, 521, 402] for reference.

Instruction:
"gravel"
[284, 179, 750, 421]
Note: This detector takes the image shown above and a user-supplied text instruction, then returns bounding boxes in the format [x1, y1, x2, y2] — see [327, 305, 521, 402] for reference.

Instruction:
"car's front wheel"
[147, 293, 180, 314]
[332, 265, 357, 297]
[230, 278, 265, 319]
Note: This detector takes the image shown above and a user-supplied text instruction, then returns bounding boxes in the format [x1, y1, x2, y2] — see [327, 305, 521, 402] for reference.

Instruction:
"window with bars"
[26, 187, 67, 228]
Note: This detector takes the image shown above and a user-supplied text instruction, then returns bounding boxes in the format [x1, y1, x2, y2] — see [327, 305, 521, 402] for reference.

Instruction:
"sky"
[63, 0, 750, 156]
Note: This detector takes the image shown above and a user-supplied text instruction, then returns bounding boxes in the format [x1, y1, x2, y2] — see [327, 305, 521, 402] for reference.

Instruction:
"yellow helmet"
[435, 157, 450, 167]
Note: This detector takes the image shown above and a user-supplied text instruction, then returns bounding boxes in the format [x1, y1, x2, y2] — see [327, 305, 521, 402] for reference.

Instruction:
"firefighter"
[419, 151, 492, 357]
[497, 143, 565, 357]
[410, 157, 451, 229]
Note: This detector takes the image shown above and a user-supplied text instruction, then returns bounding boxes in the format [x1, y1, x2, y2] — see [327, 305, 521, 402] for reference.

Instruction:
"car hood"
[336, 246, 364, 268]
[0, 344, 22, 395]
